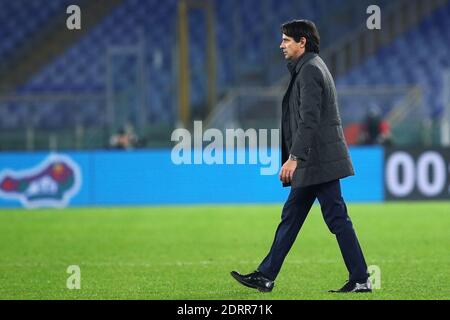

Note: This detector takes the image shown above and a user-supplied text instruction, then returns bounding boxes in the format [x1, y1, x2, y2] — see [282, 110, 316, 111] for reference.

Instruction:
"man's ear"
[299, 37, 307, 48]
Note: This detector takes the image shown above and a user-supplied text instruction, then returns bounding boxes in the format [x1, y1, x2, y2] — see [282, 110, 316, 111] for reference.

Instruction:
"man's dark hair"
[281, 19, 320, 54]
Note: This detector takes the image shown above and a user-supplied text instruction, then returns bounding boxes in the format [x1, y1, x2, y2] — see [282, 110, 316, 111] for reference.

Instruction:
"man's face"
[280, 34, 305, 60]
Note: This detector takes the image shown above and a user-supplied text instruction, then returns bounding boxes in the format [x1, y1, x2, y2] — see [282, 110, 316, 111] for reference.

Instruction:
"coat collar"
[287, 52, 317, 75]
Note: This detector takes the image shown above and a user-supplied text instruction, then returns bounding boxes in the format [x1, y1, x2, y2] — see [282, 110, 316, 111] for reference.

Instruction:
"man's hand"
[279, 159, 297, 184]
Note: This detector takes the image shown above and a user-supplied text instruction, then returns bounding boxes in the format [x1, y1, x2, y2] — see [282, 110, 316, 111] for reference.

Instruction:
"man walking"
[231, 20, 371, 293]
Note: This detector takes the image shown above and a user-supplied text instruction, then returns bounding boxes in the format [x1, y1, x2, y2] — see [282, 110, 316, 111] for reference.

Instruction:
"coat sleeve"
[290, 64, 323, 161]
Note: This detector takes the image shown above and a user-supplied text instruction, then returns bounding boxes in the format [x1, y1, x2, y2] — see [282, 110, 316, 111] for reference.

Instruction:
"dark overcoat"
[281, 52, 354, 188]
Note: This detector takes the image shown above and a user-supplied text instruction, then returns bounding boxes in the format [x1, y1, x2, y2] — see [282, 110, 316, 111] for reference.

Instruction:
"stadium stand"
[1, 0, 396, 130]
[0, 0, 448, 149]
[336, 1, 450, 121]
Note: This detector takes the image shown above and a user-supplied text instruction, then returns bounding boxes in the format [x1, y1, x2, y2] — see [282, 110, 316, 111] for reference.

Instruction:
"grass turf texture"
[0, 202, 449, 300]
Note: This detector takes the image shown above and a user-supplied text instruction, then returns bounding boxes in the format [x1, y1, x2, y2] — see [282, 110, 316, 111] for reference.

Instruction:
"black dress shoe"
[230, 270, 274, 292]
[329, 279, 372, 293]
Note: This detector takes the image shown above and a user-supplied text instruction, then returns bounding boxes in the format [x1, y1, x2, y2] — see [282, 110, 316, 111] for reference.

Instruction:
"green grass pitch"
[0, 202, 449, 300]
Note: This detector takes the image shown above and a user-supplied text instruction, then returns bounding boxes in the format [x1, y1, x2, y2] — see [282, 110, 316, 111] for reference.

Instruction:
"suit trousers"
[258, 179, 368, 282]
